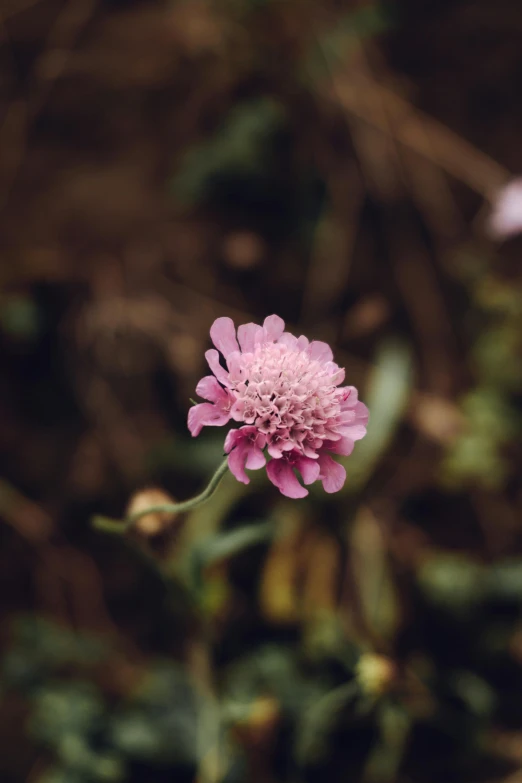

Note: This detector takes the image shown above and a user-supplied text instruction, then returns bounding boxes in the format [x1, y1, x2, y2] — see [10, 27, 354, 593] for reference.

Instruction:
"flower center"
[230, 343, 343, 452]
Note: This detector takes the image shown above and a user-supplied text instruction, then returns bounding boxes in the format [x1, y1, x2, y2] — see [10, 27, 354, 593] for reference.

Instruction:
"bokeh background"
[1, 1, 522, 782]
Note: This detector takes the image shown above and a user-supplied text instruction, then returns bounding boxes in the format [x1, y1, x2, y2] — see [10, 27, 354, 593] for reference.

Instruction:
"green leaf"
[417, 554, 486, 613]
[294, 681, 359, 765]
[350, 508, 401, 643]
[189, 521, 273, 584]
[363, 702, 411, 783]
[449, 671, 495, 718]
[343, 338, 413, 493]
[487, 560, 522, 601]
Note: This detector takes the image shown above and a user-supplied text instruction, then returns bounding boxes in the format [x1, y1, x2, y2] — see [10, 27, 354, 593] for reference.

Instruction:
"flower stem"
[93, 458, 229, 534]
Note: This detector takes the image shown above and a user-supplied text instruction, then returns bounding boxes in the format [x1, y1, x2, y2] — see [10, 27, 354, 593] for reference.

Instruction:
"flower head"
[188, 315, 368, 498]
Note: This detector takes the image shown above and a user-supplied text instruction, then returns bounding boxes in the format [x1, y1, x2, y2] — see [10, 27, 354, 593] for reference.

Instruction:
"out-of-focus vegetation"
[1, 1, 522, 782]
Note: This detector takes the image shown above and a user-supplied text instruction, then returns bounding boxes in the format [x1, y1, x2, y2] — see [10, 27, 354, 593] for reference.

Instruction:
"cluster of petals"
[188, 315, 368, 498]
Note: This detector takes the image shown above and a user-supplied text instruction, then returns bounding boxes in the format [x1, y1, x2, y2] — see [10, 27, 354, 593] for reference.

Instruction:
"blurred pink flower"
[188, 315, 368, 498]
[487, 178, 522, 239]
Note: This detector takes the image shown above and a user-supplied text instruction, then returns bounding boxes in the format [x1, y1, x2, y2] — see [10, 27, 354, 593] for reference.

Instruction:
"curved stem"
[93, 458, 229, 534]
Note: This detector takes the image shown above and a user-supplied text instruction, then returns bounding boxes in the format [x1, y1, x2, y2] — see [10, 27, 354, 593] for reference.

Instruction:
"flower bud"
[355, 652, 396, 697]
[126, 487, 177, 536]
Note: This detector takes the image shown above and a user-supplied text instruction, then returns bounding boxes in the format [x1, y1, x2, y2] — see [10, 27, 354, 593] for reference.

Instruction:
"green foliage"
[29, 682, 125, 783]
[2, 617, 106, 691]
[110, 664, 200, 765]
[171, 98, 286, 207]
[1, 618, 209, 781]
[30, 681, 104, 744]
[441, 250, 522, 490]
[293, 681, 359, 766]
[473, 324, 522, 392]
[440, 387, 517, 489]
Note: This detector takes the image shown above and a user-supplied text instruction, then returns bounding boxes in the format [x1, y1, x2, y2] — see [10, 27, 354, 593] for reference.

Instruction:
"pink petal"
[225, 426, 266, 484]
[296, 335, 309, 350]
[325, 436, 355, 456]
[295, 456, 320, 485]
[340, 402, 368, 440]
[301, 443, 320, 459]
[226, 351, 244, 382]
[205, 349, 231, 386]
[318, 453, 346, 493]
[210, 317, 239, 358]
[338, 423, 367, 441]
[188, 402, 231, 437]
[263, 314, 285, 343]
[337, 409, 357, 424]
[224, 427, 244, 453]
[326, 364, 345, 385]
[267, 443, 284, 458]
[196, 376, 229, 403]
[245, 446, 266, 470]
[237, 323, 264, 353]
[230, 398, 247, 422]
[354, 401, 369, 423]
[228, 441, 250, 484]
[267, 429, 290, 458]
[339, 386, 359, 406]
[307, 341, 333, 363]
[277, 333, 298, 349]
[266, 459, 308, 499]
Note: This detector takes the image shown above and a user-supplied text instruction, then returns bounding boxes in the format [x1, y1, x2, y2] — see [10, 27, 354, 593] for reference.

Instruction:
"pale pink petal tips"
[210, 317, 239, 358]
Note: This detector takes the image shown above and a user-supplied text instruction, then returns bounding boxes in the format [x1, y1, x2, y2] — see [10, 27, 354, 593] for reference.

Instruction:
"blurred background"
[1, 1, 522, 781]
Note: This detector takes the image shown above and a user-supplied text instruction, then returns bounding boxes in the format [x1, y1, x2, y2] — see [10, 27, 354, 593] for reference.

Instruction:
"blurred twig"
[328, 58, 509, 198]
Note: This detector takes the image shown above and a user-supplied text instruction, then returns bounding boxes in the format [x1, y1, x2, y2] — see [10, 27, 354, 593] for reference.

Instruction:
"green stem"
[93, 458, 229, 534]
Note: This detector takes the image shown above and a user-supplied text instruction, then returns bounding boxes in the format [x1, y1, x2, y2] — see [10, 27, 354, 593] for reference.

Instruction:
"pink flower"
[188, 315, 369, 498]
[487, 178, 522, 239]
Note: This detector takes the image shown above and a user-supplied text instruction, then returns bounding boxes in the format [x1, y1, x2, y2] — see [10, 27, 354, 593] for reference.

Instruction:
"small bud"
[355, 653, 396, 697]
[126, 487, 177, 536]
